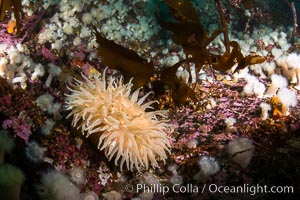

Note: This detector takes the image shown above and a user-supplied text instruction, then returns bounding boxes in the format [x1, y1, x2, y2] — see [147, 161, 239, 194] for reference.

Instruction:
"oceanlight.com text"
[125, 183, 294, 196]
[208, 184, 294, 196]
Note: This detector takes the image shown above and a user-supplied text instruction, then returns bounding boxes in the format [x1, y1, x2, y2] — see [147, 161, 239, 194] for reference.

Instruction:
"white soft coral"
[276, 53, 300, 90]
[264, 74, 288, 97]
[242, 74, 265, 98]
[286, 53, 300, 90]
[259, 102, 271, 120]
[277, 88, 298, 115]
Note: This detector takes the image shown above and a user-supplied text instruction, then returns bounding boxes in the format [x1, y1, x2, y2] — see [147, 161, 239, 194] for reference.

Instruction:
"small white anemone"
[259, 102, 271, 120]
[277, 88, 298, 115]
[80, 191, 99, 200]
[264, 74, 287, 97]
[227, 138, 255, 168]
[103, 191, 122, 200]
[196, 156, 220, 178]
[36, 170, 80, 200]
[68, 167, 85, 187]
[25, 141, 46, 162]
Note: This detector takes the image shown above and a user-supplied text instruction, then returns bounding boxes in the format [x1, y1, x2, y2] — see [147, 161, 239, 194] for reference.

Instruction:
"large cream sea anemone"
[65, 70, 173, 171]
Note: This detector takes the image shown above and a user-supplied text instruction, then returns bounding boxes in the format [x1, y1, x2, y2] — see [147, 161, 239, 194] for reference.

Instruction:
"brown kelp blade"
[234, 55, 266, 73]
[0, 0, 11, 20]
[157, 0, 220, 71]
[160, 60, 196, 104]
[92, 26, 154, 88]
[13, 0, 21, 35]
[156, 0, 207, 47]
[163, 0, 199, 23]
[174, 80, 197, 104]
[211, 41, 243, 71]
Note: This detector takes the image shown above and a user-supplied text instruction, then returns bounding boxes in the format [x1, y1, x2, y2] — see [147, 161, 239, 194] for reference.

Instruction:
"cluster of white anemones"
[65, 70, 172, 171]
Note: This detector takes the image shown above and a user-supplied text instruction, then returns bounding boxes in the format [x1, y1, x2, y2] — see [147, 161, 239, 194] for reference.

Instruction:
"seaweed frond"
[92, 26, 154, 89]
[158, 0, 266, 73]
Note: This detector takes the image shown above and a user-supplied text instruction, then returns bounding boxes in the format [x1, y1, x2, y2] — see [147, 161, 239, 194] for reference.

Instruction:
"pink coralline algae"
[2, 116, 32, 143]
[47, 133, 89, 171]
[41, 47, 58, 62]
[0, 95, 12, 108]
